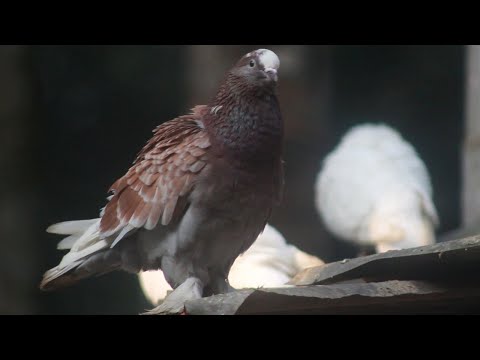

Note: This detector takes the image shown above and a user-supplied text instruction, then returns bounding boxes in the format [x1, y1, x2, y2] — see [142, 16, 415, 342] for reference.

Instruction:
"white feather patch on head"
[256, 49, 280, 70]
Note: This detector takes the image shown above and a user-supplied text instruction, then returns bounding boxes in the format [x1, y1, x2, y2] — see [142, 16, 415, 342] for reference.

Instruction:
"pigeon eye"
[249, 60, 255, 68]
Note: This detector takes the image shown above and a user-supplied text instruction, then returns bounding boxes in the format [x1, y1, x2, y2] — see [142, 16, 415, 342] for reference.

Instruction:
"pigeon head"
[230, 49, 280, 85]
[206, 48, 283, 162]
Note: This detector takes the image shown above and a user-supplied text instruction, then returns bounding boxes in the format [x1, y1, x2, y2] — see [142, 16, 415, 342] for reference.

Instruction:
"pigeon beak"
[264, 68, 278, 82]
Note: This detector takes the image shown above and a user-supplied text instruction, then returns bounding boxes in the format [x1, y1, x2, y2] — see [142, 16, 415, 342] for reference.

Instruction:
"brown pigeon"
[40, 49, 284, 314]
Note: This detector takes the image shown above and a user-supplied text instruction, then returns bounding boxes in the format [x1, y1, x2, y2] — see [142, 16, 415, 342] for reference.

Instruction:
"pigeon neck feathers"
[204, 72, 283, 164]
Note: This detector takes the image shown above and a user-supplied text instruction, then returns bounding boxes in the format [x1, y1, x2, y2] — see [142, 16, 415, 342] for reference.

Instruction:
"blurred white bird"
[139, 224, 324, 305]
[315, 123, 439, 254]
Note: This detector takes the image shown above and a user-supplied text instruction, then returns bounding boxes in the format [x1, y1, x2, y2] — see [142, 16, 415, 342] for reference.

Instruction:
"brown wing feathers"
[99, 107, 210, 241]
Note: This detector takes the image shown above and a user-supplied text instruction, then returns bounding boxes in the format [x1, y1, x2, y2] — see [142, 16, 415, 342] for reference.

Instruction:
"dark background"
[0, 45, 464, 314]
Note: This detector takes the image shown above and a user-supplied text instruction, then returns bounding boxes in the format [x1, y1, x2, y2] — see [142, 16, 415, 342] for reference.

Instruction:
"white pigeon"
[138, 224, 324, 305]
[315, 123, 439, 253]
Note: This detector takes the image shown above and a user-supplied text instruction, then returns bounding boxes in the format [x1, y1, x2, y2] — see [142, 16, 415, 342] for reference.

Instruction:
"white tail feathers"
[47, 218, 101, 251]
[57, 234, 81, 250]
[40, 261, 83, 290]
[41, 218, 109, 290]
[110, 224, 135, 249]
[47, 219, 99, 235]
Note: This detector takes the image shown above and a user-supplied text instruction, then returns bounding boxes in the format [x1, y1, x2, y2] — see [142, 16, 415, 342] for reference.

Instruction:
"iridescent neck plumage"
[205, 74, 283, 163]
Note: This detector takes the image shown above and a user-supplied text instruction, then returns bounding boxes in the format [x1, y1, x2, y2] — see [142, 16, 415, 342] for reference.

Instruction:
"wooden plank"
[290, 235, 480, 286]
[183, 236, 480, 315]
[184, 280, 480, 315]
[184, 290, 254, 315]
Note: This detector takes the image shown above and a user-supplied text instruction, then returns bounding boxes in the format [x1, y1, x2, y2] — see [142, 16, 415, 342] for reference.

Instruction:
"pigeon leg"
[142, 277, 204, 315]
[206, 276, 235, 296]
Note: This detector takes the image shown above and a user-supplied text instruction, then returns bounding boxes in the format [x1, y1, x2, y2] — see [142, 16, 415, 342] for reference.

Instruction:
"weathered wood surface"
[185, 280, 480, 315]
[183, 236, 480, 315]
[290, 236, 480, 286]
[185, 290, 255, 315]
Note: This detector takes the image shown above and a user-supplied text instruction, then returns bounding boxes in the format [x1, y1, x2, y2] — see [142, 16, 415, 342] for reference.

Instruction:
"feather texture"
[41, 49, 285, 315]
[315, 123, 438, 253]
[138, 224, 324, 305]
[100, 107, 210, 238]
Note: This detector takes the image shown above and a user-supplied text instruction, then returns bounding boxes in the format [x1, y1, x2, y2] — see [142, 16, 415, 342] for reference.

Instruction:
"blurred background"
[0, 45, 471, 314]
